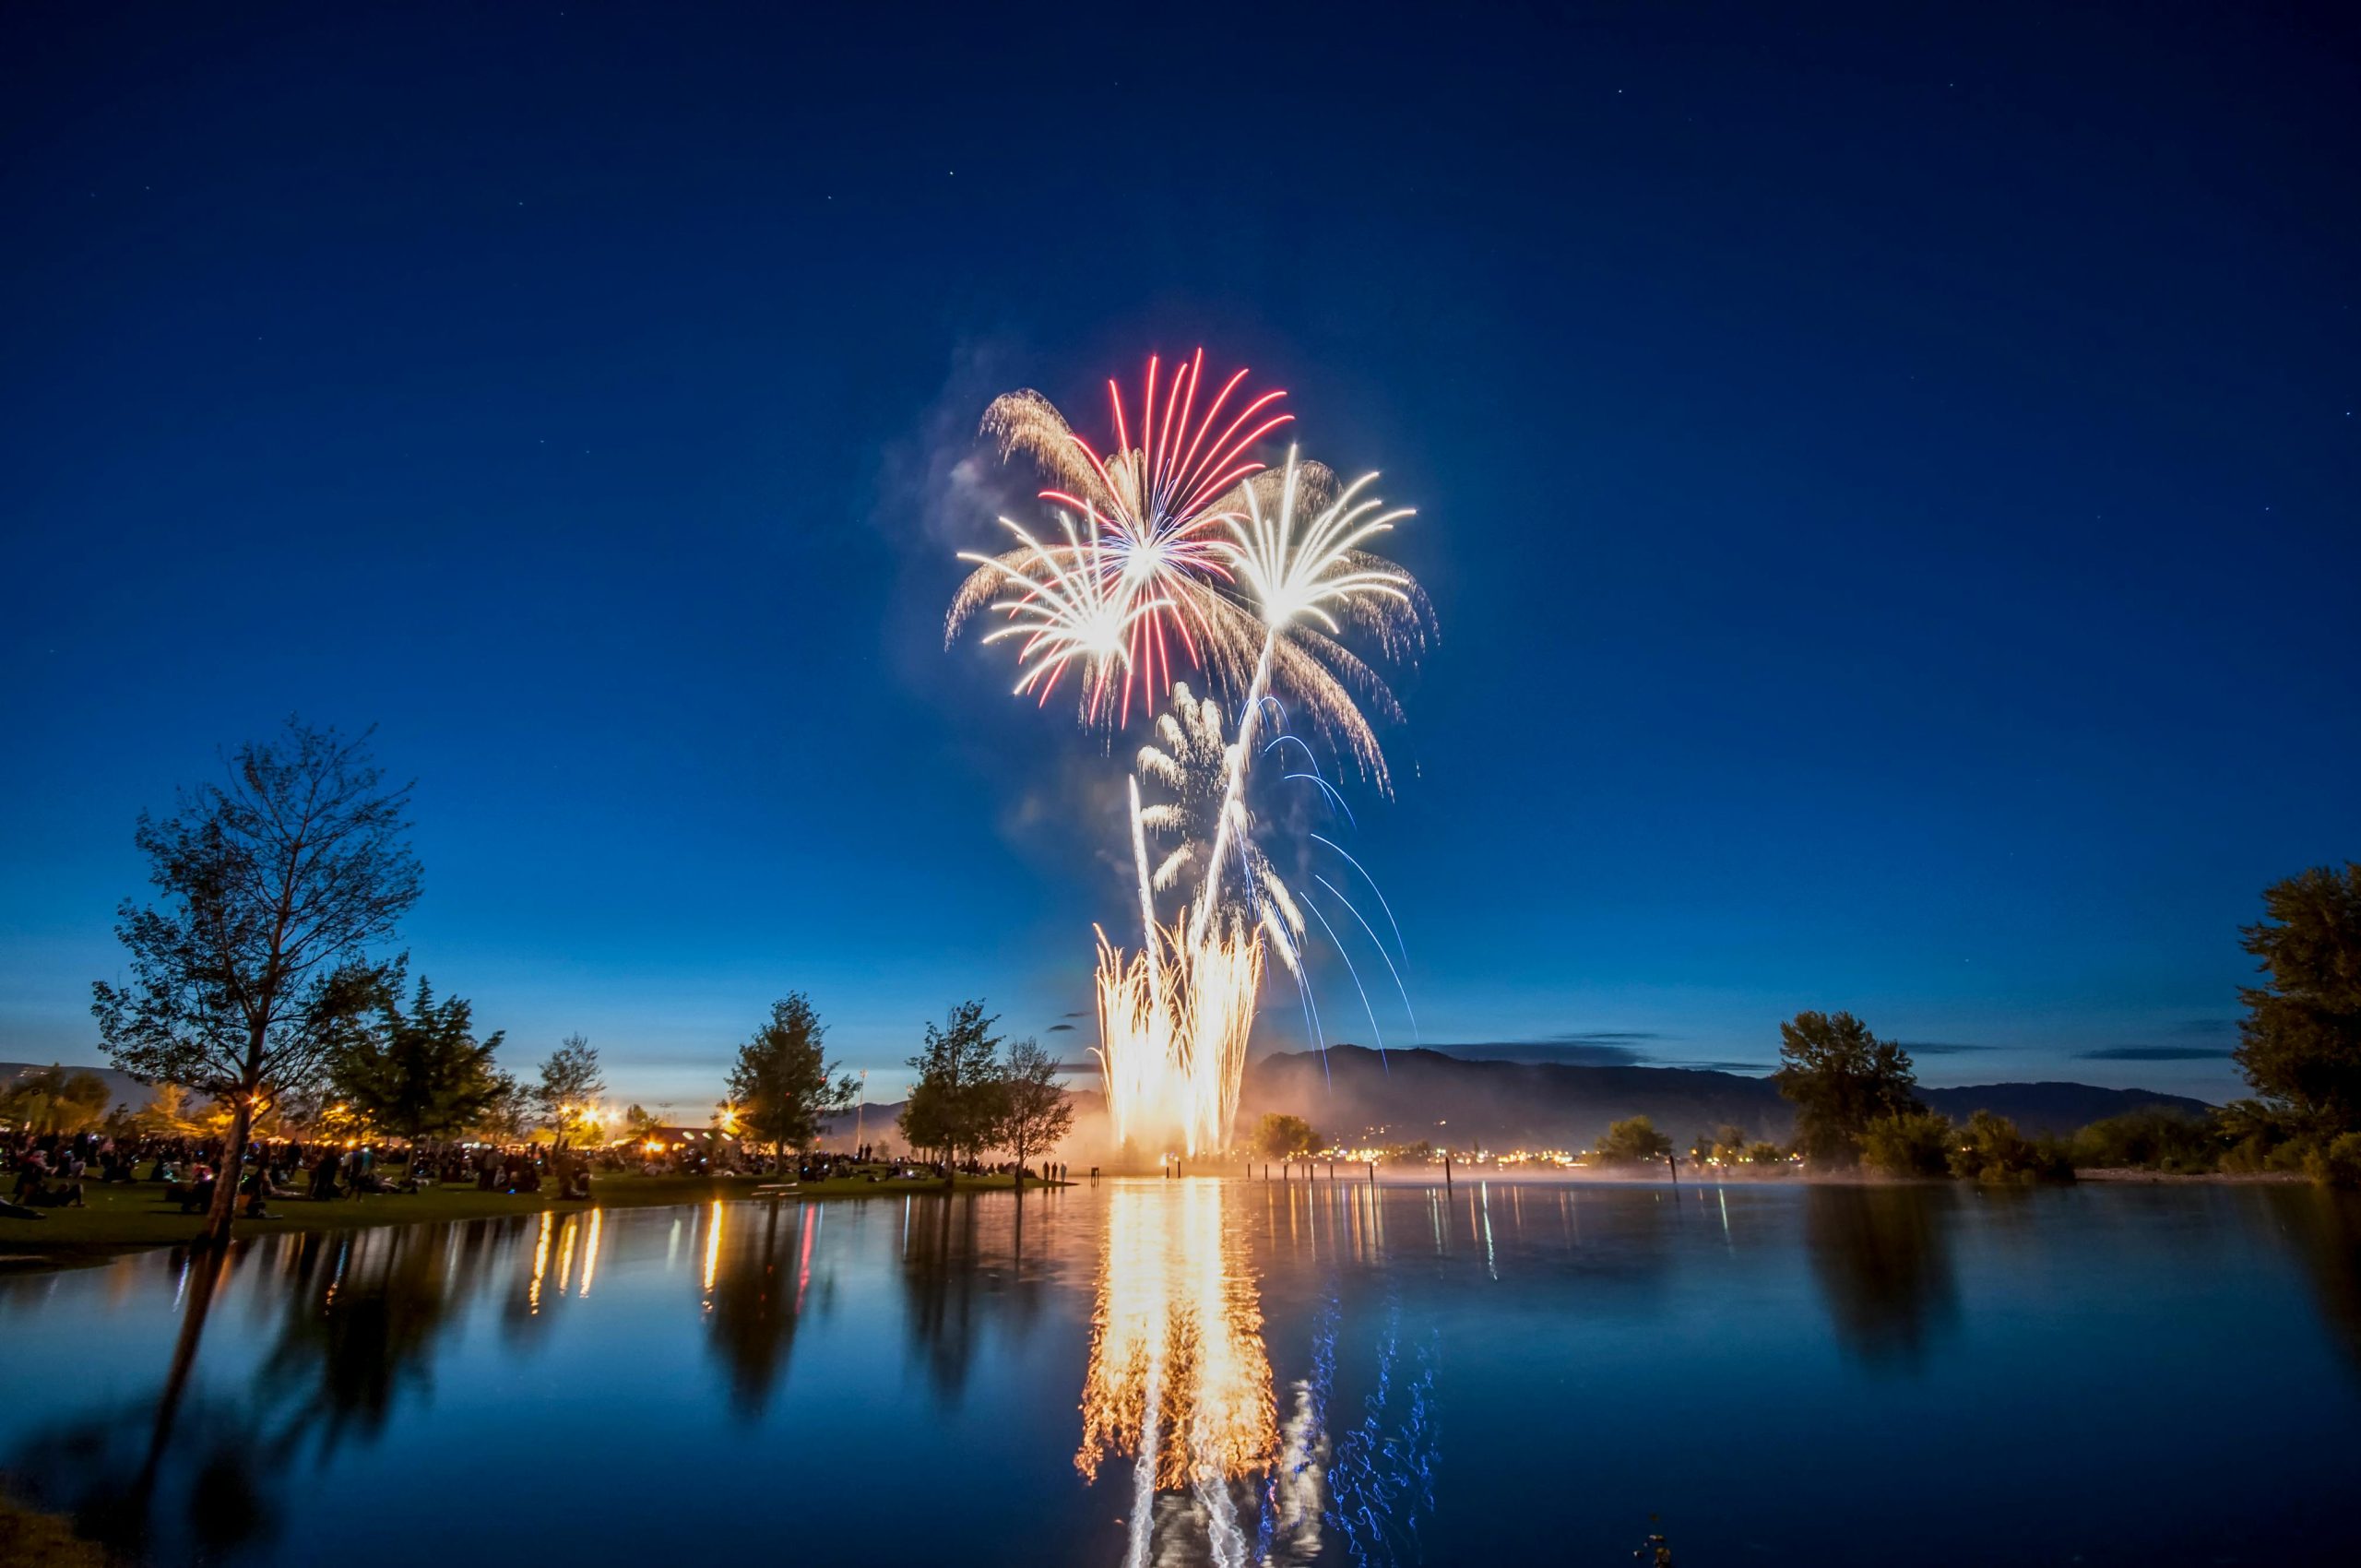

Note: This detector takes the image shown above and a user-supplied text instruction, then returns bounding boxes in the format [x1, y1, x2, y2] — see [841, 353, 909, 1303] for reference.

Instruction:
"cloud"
[1046, 1022, 1075, 1032]
[1898, 1040, 2001, 1056]
[2167, 1017, 2238, 1038]
[2072, 1046, 2236, 1062]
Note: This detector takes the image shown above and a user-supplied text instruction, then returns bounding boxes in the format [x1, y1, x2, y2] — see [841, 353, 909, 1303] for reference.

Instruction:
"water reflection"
[1078, 1182, 1436, 1567]
[12, 1222, 515, 1562]
[704, 1198, 816, 1416]
[2276, 1186, 2361, 1381]
[898, 1191, 1049, 1406]
[1804, 1185, 1959, 1371]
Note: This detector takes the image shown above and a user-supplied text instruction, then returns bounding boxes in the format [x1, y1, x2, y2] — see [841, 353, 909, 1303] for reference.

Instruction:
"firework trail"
[948, 353, 1430, 1157]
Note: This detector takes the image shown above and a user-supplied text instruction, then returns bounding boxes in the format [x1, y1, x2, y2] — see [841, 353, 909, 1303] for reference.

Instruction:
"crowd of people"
[2, 1126, 1074, 1223]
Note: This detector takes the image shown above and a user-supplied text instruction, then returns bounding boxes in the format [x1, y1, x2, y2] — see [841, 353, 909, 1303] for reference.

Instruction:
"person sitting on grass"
[242, 1168, 275, 1220]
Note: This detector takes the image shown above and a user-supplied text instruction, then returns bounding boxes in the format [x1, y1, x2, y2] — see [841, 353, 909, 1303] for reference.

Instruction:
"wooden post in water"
[1444, 1151, 1453, 1187]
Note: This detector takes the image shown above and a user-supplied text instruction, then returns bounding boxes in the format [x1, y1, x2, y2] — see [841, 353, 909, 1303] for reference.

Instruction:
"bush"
[1594, 1115, 1674, 1164]
[1861, 1111, 1954, 1177]
[2302, 1131, 2361, 1188]
[2070, 1107, 2220, 1172]
[1949, 1110, 2074, 1184]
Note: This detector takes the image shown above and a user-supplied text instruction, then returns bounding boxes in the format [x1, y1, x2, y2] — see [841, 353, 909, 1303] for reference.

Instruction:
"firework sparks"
[953, 350, 1296, 723]
[948, 354, 1430, 1158]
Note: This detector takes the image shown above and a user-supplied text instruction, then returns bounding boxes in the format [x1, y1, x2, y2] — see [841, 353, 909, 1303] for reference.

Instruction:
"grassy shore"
[0, 1168, 1057, 1270]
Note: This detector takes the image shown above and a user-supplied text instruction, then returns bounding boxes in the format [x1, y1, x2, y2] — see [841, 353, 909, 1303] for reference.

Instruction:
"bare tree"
[534, 1033, 606, 1152]
[93, 719, 421, 1247]
[994, 1038, 1073, 1190]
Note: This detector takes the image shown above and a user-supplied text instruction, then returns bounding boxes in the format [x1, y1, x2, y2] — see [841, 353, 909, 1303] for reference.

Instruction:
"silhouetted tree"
[993, 1037, 1072, 1187]
[726, 993, 856, 1170]
[1252, 1112, 1322, 1162]
[2236, 863, 2361, 1134]
[1593, 1115, 1673, 1163]
[331, 977, 505, 1154]
[899, 1001, 1003, 1169]
[532, 1034, 605, 1150]
[1773, 1010, 1921, 1165]
[92, 719, 421, 1246]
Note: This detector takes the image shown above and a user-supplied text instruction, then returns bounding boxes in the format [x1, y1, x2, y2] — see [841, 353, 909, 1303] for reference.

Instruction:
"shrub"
[1594, 1115, 1674, 1164]
[2070, 1107, 2220, 1172]
[1949, 1110, 2073, 1184]
[1861, 1111, 1954, 1177]
[2302, 1131, 2361, 1188]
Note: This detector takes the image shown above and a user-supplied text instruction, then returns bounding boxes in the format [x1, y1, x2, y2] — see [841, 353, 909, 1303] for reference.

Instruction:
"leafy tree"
[993, 1037, 1074, 1187]
[1948, 1110, 2072, 1184]
[91, 719, 421, 1246]
[1690, 1123, 1750, 1165]
[1252, 1112, 1322, 1162]
[623, 1103, 663, 1137]
[1746, 1141, 1787, 1165]
[1773, 1010, 1922, 1165]
[898, 1000, 1003, 1167]
[132, 1080, 208, 1137]
[331, 976, 506, 1152]
[726, 993, 857, 1170]
[2070, 1107, 2221, 1173]
[471, 1073, 534, 1142]
[533, 1033, 606, 1149]
[2235, 863, 2361, 1134]
[0, 1065, 114, 1134]
[1861, 1111, 1956, 1177]
[1594, 1115, 1673, 1164]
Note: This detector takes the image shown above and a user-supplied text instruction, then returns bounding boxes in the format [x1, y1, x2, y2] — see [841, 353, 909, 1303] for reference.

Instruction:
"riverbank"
[0, 1169, 1065, 1271]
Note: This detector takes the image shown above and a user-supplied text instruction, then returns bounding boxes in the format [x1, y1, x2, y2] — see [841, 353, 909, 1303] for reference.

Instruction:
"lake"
[2, 1177, 2355, 1566]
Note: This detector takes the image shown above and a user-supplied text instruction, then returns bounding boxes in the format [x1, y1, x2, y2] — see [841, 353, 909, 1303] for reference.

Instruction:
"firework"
[948, 355, 1430, 1158]
[951, 351, 1294, 723]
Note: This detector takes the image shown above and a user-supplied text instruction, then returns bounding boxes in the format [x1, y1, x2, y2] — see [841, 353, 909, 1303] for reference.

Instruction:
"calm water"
[2, 1178, 2355, 1566]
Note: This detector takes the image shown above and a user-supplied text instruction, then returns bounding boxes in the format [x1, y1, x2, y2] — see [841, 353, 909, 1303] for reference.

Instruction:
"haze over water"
[2, 1180, 2355, 1566]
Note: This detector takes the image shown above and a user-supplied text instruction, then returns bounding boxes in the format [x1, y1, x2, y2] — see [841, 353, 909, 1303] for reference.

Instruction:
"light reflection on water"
[0, 1179, 2356, 1566]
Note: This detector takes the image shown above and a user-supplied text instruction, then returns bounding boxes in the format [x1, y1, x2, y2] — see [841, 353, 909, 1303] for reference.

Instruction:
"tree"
[92, 719, 421, 1247]
[471, 1073, 533, 1142]
[331, 976, 506, 1155]
[1948, 1110, 2071, 1184]
[2235, 863, 2361, 1134]
[0, 1065, 114, 1134]
[1252, 1112, 1322, 1163]
[1772, 1010, 1922, 1166]
[1594, 1115, 1673, 1164]
[993, 1038, 1074, 1188]
[727, 993, 857, 1170]
[1861, 1111, 1956, 1177]
[132, 1081, 208, 1137]
[533, 1033, 606, 1150]
[898, 1001, 1003, 1169]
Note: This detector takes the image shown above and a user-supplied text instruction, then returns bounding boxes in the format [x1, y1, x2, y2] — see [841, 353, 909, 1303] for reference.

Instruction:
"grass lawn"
[0, 1168, 1059, 1271]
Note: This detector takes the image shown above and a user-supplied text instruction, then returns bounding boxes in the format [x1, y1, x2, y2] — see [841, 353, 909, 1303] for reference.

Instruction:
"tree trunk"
[200, 1095, 254, 1249]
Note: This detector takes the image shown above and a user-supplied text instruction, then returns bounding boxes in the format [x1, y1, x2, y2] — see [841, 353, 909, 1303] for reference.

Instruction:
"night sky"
[4, 4, 2355, 1113]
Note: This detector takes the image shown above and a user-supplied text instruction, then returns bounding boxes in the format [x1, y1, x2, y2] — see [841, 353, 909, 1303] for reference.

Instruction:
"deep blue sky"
[4, 3, 2354, 1113]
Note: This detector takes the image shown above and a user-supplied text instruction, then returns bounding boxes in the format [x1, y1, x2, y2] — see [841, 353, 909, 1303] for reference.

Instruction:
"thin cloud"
[1046, 1022, 1075, 1032]
[1899, 1041, 2001, 1056]
[2073, 1046, 2236, 1062]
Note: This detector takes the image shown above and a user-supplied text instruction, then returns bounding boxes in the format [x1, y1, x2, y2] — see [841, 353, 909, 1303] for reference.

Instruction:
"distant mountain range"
[1236, 1045, 2212, 1148]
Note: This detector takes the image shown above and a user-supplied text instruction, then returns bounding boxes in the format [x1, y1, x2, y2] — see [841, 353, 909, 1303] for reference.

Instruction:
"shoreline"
[0, 1170, 1070, 1274]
